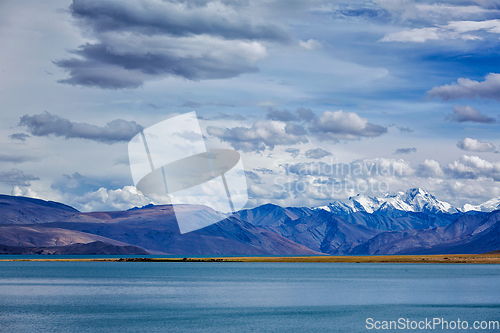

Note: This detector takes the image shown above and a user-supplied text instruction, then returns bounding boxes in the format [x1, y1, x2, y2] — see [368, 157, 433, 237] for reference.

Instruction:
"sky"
[2, 0, 500, 211]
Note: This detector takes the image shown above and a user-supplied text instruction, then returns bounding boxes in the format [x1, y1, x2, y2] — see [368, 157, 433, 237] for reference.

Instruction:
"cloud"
[0, 169, 39, 187]
[266, 107, 316, 122]
[446, 155, 500, 181]
[380, 19, 500, 43]
[285, 158, 414, 178]
[69, 0, 289, 41]
[266, 108, 298, 122]
[457, 138, 495, 152]
[71, 186, 157, 212]
[304, 148, 332, 159]
[207, 120, 308, 152]
[374, 1, 493, 22]
[394, 148, 417, 155]
[428, 73, 500, 101]
[397, 126, 413, 133]
[299, 39, 322, 50]
[417, 159, 444, 178]
[199, 113, 246, 121]
[285, 148, 300, 157]
[296, 108, 316, 122]
[0, 155, 40, 164]
[254, 167, 275, 175]
[446, 105, 496, 123]
[9, 133, 30, 142]
[311, 110, 387, 141]
[381, 27, 442, 43]
[208, 109, 385, 151]
[245, 171, 262, 184]
[55, 0, 288, 88]
[19, 111, 143, 144]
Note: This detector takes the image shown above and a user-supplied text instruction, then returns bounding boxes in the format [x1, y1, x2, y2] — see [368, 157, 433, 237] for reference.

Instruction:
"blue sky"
[2, 0, 500, 211]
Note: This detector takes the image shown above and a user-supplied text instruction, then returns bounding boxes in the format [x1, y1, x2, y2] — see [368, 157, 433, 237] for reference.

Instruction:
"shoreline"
[1, 253, 500, 264]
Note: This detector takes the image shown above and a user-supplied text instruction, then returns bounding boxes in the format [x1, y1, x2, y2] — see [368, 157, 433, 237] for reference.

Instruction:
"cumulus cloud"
[207, 109, 385, 152]
[0, 169, 39, 187]
[446, 155, 500, 181]
[311, 110, 387, 142]
[394, 148, 416, 155]
[428, 73, 500, 101]
[417, 159, 444, 178]
[207, 120, 308, 152]
[71, 186, 157, 212]
[55, 0, 288, 88]
[9, 133, 30, 142]
[457, 138, 495, 152]
[304, 148, 332, 159]
[19, 111, 143, 144]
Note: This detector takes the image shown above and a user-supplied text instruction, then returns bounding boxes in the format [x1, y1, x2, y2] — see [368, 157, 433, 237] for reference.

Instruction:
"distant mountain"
[0, 194, 78, 225]
[0, 225, 134, 247]
[0, 241, 150, 255]
[463, 197, 500, 213]
[349, 210, 500, 255]
[317, 188, 459, 215]
[1, 188, 500, 255]
[0, 195, 320, 255]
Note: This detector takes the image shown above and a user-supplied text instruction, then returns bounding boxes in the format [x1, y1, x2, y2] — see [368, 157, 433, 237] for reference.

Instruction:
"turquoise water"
[0, 262, 499, 332]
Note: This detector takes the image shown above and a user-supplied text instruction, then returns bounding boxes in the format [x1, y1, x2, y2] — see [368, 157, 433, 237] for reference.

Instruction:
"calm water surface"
[0, 261, 499, 332]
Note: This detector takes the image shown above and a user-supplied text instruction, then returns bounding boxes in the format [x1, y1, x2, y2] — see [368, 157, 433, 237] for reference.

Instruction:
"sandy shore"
[1, 253, 500, 264]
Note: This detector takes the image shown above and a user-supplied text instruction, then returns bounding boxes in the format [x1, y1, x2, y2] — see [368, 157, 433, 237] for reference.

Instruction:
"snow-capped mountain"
[463, 197, 500, 213]
[317, 188, 459, 215]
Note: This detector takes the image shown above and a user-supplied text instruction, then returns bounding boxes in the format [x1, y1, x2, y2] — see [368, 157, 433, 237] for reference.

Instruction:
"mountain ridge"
[1, 188, 499, 255]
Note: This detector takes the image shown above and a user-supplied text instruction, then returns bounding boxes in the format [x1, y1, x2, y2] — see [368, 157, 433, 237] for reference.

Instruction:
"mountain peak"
[319, 188, 458, 215]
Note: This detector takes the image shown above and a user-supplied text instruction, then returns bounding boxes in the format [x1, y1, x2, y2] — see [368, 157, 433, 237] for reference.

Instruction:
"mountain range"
[0, 188, 499, 255]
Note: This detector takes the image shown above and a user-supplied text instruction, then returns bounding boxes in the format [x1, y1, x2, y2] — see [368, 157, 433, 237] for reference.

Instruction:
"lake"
[0, 260, 499, 332]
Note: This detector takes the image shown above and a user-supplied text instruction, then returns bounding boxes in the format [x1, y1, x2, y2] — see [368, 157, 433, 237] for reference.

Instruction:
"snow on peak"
[318, 188, 459, 215]
[462, 197, 500, 212]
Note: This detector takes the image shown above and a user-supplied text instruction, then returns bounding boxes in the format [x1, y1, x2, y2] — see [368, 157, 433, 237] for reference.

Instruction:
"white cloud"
[312, 110, 387, 141]
[381, 27, 442, 43]
[299, 39, 322, 50]
[207, 120, 308, 152]
[417, 159, 444, 178]
[381, 19, 500, 43]
[446, 155, 500, 181]
[457, 138, 495, 152]
[72, 186, 160, 212]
